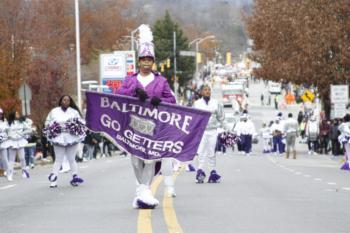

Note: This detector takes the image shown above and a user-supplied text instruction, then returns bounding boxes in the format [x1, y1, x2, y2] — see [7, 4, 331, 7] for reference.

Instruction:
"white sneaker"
[22, 170, 30, 178]
[308, 151, 312, 155]
[50, 181, 57, 188]
[7, 174, 13, 182]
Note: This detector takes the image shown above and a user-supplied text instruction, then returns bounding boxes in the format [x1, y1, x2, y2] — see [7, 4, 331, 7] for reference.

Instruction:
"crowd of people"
[1, 24, 349, 212]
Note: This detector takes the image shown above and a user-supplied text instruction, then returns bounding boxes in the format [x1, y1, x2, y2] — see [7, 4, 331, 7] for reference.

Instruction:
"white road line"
[341, 187, 350, 191]
[327, 182, 337, 186]
[314, 178, 323, 181]
[0, 184, 16, 190]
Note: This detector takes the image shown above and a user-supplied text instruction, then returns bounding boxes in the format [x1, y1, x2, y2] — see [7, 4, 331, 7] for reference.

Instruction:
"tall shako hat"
[138, 24, 155, 59]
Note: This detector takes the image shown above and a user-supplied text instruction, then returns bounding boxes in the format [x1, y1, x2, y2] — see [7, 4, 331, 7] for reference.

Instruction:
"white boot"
[135, 184, 159, 209]
[164, 176, 176, 198]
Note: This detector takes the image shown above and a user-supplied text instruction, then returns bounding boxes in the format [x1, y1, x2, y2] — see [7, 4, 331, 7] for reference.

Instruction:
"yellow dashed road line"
[163, 169, 184, 233]
[138, 175, 163, 233]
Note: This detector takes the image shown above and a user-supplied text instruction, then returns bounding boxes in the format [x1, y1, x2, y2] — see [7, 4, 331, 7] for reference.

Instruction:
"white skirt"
[49, 132, 85, 147]
[3, 138, 28, 149]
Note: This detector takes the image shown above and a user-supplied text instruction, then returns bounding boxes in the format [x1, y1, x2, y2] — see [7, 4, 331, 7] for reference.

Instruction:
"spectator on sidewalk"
[297, 111, 304, 126]
[306, 115, 319, 155]
[23, 116, 38, 169]
[330, 119, 341, 157]
[319, 119, 331, 155]
[83, 130, 101, 161]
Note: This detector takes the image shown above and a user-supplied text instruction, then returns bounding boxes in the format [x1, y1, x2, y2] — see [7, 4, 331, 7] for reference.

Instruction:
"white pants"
[52, 144, 79, 177]
[345, 143, 350, 161]
[8, 148, 26, 174]
[161, 158, 174, 188]
[197, 130, 218, 170]
[263, 138, 271, 151]
[131, 156, 155, 186]
[0, 148, 9, 173]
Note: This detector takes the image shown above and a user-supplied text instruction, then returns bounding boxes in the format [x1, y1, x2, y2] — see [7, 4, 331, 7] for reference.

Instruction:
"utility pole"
[75, 0, 82, 110]
[173, 31, 178, 101]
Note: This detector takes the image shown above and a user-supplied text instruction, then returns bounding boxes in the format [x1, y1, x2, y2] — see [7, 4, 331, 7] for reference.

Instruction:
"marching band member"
[0, 108, 10, 181]
[260, 123, 272, 153]
[117, 24, 176, 208]
[338, 114, 350, 170]
[193, 84, 224, 183]
[234, 113, 256, 156]
[44, 95, 86, 188]
[5, 110, 32, 180]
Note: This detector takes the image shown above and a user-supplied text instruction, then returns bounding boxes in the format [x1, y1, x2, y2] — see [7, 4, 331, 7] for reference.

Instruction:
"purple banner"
[85, 91, 210, 162]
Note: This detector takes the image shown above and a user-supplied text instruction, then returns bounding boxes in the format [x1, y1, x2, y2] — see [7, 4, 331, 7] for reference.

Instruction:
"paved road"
[1, 80, 349, 233]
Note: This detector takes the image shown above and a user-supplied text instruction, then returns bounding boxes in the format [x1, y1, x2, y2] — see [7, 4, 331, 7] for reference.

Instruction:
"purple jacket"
[117, 72, 176, 104]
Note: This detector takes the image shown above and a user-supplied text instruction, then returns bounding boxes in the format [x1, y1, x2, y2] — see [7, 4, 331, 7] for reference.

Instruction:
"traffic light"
[226, 52, 231, 65]
[196, 53, 201, 64]
[161, 63, 165, 72]
[166, 58, 171, 68]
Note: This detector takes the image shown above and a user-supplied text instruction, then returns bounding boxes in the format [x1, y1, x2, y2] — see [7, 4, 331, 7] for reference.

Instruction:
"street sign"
[100, 53, 126, 78]
[331, 85, 348, 103]
[301, 90, 315, 102]
[331, 102, 347, 119]
[179, 51, 196, 57]
[100, 51, 135, 93]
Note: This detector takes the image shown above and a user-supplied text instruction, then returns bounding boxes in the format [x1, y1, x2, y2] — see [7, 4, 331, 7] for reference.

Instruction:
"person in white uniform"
[0, 108, 11, 181]
[5, 110, 32, 180]
[193, 84, 224, 183]
[260, 123, 272, 153]
[44, 95, 86, 188]
[283, 113, 299, 159]
[234, 113, 256, 155]
[338, 114, 350, 170]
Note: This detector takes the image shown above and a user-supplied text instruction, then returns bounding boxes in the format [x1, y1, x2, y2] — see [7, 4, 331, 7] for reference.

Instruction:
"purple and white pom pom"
[65, 118, 86, 137]
[43, 121, 62, 139]
[221, 132, 239, 147]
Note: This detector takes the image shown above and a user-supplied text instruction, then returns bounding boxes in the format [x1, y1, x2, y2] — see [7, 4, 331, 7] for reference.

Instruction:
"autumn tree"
[0, 0, 32, 113]
[246, 0, 350, 116]
[0, 0, 137, 127]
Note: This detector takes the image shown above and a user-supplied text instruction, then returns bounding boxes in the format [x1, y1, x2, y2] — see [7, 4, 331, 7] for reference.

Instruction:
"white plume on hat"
[138, 24, 155, 58]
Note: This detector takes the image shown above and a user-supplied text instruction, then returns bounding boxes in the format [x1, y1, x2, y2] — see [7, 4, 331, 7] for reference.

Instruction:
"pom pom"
[43, 121, 62, 139]
[65, 118, 86, 137]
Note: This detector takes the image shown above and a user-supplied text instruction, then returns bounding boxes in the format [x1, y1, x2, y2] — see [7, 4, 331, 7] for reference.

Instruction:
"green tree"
[153, 11, 195, 89]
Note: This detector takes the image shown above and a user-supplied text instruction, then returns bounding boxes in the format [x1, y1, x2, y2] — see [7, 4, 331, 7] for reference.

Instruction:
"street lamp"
[74, 0, 82, 110]
[188, 38, 202, 48]
[195, 35, 215, 76]
[131, 27, 140, 51]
